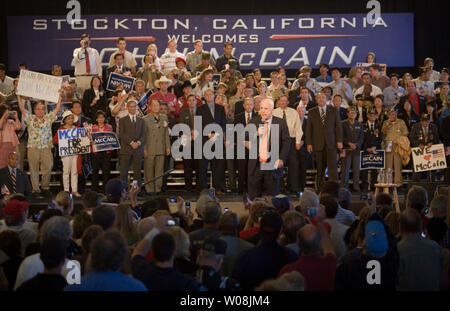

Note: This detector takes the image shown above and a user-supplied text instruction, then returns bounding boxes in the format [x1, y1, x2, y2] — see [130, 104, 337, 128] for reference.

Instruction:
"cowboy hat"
[154, 76, 173, 88]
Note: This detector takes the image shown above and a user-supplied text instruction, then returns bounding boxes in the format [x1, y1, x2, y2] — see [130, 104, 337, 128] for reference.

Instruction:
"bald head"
[400, 208, 422, 236]
[297, 224, 321, 255]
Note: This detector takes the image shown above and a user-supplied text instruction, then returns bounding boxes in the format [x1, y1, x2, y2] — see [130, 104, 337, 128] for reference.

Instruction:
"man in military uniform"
[361, 109, 383, 193]
[341, 106, 365, 192]
[381, 108, 409, 187]
[143, 99, 171, 194]
[195, 237, 241, 291]
[194, 51, 217, 76]
[409, 113, 440, 181]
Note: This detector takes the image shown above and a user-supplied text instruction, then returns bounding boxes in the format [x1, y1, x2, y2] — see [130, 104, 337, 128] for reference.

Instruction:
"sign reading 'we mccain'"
[411, 144, 447, 172]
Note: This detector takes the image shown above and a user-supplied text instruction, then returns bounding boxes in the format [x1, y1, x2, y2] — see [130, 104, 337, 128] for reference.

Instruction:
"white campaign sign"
[17, 69, 62, 103]
[411, 143, 447, 172]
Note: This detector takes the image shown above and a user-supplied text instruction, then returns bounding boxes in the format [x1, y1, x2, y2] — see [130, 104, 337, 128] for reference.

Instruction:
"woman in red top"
[90, 110, 113, 193]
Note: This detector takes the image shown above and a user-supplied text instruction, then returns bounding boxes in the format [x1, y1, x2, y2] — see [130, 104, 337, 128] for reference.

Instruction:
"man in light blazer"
[306, 92, 343, 190]
[143, 99, 171, 194]
[118, 99, 146, 187]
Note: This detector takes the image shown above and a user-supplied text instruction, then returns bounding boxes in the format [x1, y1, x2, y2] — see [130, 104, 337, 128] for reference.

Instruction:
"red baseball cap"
[3, 200, 30, 222]
[175, 57, 186, 66]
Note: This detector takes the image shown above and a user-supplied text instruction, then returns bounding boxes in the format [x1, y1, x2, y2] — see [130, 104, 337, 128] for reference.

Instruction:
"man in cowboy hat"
[148, 76, 177, 115]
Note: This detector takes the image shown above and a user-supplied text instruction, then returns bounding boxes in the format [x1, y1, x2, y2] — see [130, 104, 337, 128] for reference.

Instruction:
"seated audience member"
[166, 226, 197, 276]
[17, 237, 68, 291]
[279, 204, 336, 291]
[321, 181, 356, 226]
[337, 188, 357, 226]
[425, 217, 450, 290]
[0, 199, 35, 257]
[218, 212, 253, 277]
[239, 202, 270, 242]
[376, 192, 394, 218]
[0, 230, 23, 291]
[280, 211, 307, 256]
[81, 191, 102, 216]
[397, 208, 441, 291]
[255, 271, 305, 291]
[334, 216, 398, 291]
[54, 191, 74, 218]
[72, 212, 93, 243]
[115, 204, 139, 247]
[195, 237, 241, 291]
[77, 225, 104, 275]
[66, 231, 146, 291]
[131, 232, 199, 291]
[232, 210, 297, 291]
[405, 185, 429, 225]
[320, 193, 349, 260]
[189, 201, 222, 260]
[92, 205, 116, 231]
[14, 216, 75, 290]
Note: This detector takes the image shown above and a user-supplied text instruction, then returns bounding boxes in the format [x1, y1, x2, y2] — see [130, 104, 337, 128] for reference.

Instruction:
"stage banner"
[106, 72, 135, 92]
[7, 14, 414, 71]
[58, 127, 91, 156]
[360, 150, 385, 170]
[411, 144, 447, 172]
[91, 131, 121, 152]
[17, 70, 62, 103]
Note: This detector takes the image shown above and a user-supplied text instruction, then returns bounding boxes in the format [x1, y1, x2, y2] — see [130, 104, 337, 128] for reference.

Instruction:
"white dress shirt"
[273, 107, 303, 144]
[72, 47, 102, 76]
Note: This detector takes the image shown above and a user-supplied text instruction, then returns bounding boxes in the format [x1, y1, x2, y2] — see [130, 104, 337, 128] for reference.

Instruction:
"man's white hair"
[261, 98, 274, 109]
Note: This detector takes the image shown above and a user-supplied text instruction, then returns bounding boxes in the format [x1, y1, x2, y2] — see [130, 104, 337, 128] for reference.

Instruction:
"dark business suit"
[287, 87, 316, 109]
[341, 120, 364, 190]
[306, 105, 343, 189]
[81, 88, 108, 121]
[246, 116, 290, 200]
[234, 111, 257, 194]
[409, 122, 440, 181]
[361, 121, 383, 192]
[338, 106, 348, 121]
[0, 166, 32, 197]
[296, 118, 309, 192]
[195, 102, 227, 190]
[118, 114, 147, 186]
[179, 107, 201, 190]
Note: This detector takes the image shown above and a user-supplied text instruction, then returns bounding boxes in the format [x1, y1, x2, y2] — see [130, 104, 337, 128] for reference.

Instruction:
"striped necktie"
[320, 107, 326, 125]
[11, 168, 16, 193]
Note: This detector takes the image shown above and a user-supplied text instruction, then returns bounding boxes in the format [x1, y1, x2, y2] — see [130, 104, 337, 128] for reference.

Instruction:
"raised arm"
[16, 95, 28, 119]
[52, 90, 63, 117]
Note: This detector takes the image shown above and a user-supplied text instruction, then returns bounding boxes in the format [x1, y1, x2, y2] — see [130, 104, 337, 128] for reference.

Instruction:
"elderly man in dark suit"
[306, 92, 343, 190]
[341, 107, 364, 191]
[245, 98, 290, 200]
[0, 152, 31, 197]
[118, 99, 146, 187]
[196, 89, 227, 194]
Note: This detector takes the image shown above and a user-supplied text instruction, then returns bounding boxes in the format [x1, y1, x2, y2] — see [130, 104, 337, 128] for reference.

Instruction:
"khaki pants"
[62, 155, 78, 193]
[28, 147, 53, 192]
[75, 76, 94, 96]
[385, 151, 403, 186]
[144, 154, 165, 193]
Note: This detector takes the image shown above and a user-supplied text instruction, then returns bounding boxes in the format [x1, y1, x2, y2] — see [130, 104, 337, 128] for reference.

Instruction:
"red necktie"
[259, 121, 269, 163]
[246, 113, 251, 125]
[85, 49, 91, 74]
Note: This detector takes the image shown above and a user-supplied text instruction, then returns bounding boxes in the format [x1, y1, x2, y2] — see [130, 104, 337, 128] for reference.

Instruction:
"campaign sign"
[212, 74, 221, 91]
[106, 72, 135, 92]
[17, 70, 62, 103]
[47, 102, 73, 120]
[411, 144, 447, 172]
[138, 89, 153, 115]
[360, 150, 385, 170]
[58, 128, 91, 157]
[356, 62, 387, 74]
[91, 131, 121, 153]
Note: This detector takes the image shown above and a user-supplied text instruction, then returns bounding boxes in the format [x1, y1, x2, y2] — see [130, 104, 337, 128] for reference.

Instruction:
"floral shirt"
[23, 112, 57, 149]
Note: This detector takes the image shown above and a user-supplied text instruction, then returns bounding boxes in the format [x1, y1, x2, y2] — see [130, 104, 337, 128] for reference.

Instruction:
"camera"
[167, 217, 180, 227]
[224, 207, 229, 213]
[209, 188, 215, 198]
[173, 73, 179, 80]
[307, 208, 317, 216]
[185, 201, 190, 216]
[8, 111, 15, 118]
[169, 198, 176, 203]
[82, 40, 89, 48]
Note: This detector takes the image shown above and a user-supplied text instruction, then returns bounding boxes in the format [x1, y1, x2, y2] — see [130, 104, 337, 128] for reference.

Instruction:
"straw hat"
[154, 76, 172, 88]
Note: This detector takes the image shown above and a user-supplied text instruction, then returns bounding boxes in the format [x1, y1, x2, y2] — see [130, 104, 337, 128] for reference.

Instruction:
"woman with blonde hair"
[166, 226, 197, 275]
[257, 81, 268, 98]
[347, 66, 363, 91]
[143, 43, 161, 70]
[192, 68, 214, 97]
[54, 191, 74, 217]
[114, 203, 139, 247]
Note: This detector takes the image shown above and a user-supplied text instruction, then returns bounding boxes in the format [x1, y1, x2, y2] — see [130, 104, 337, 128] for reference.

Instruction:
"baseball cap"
[3, 199, 30, 222]
[421, 113, 430, 121]
[271, 194, 290, 214]
[201, 51, 211, 60]
[355, 94, 364, 101]
[260, 210, 283, 234]
[105, 178, 126, 196]
[365, 220, 388, 258]
[201, 237, 227, 255]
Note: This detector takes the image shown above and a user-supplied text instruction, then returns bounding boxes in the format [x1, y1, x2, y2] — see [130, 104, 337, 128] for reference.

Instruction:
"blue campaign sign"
[7, 14, 414, 71]
[91, 131, 121, 152]
[47, 102, 73, 120]
[360, 150, 385, 170]
[106, 72, 135, 92]
[138, 89, 153, 115]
